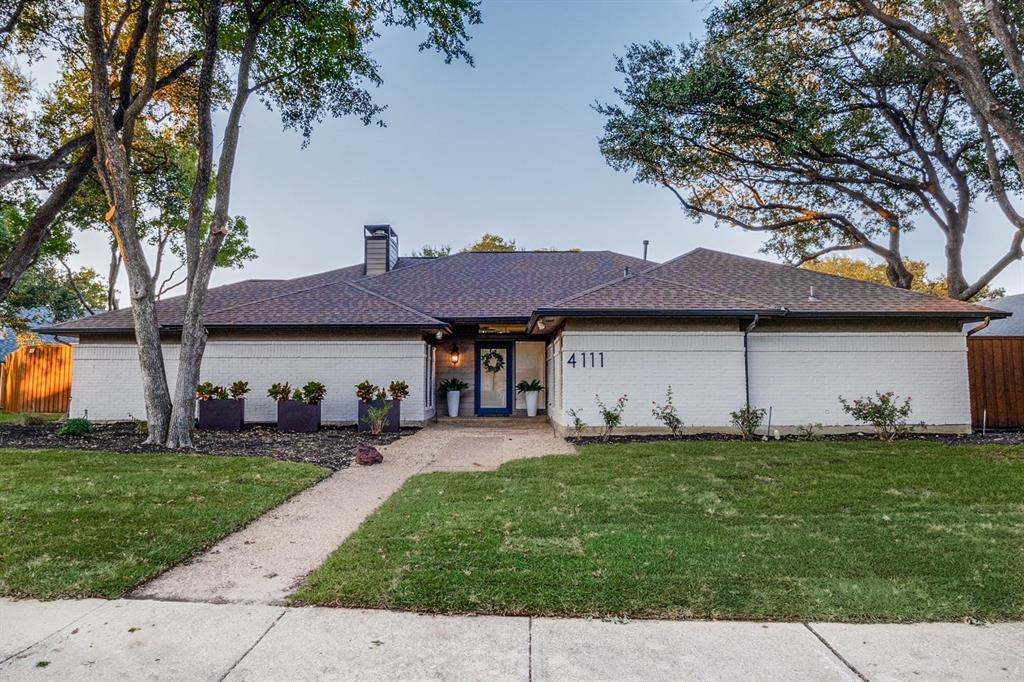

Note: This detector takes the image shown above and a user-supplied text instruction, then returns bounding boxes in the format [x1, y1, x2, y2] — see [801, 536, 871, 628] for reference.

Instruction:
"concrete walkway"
[132, 422, 575, 605]
[2, 598, 1021, 681]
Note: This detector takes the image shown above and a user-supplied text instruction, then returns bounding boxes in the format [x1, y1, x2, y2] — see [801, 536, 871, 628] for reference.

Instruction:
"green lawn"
[0, 412, 64, 425]
[293, 441, 1024, 622]
[0, 449, 327, 599]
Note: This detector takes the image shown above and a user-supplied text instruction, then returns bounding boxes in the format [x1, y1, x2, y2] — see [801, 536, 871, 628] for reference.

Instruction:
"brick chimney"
[364, 224, 398, 276]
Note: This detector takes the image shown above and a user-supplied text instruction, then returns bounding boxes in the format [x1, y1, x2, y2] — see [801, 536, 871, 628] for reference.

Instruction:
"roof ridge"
[201, 273, 362, 317]
[342, 280, 445, 325]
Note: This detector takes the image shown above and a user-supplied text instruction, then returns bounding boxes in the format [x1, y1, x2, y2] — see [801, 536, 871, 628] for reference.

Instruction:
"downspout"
[966, 316, 991, 336]
[743, 314, 759, 408]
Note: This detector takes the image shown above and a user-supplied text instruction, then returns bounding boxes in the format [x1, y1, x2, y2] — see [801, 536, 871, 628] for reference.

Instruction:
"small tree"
[839, 392, 914, 441]
[651, 386, 683, 437]
[595, 394, 628, 441]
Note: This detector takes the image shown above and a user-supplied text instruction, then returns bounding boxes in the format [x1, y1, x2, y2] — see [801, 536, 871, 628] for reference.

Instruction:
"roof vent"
[364, 224, 398, 276]
[642, 240, 650, 261]
[623, 266, 630, 277]
[807, 286, 820, 302]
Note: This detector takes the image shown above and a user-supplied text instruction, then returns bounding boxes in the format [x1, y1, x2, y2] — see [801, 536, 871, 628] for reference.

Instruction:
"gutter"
[743, 314, 759, 408]
[966, 316, 991, 336]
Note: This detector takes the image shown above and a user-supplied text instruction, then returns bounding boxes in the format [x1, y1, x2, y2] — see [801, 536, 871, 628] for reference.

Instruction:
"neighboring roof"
[535, 248, 1006, 322]
[962, 294, 1022, 336]
[39, 248, 1003, 335]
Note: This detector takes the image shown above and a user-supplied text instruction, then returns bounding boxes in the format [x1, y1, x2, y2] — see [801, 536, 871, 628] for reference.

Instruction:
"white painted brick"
[748, 332, 969, 427]
[70, 336, 431, 423]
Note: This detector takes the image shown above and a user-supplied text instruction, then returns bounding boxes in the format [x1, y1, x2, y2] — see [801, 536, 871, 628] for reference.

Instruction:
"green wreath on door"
[481, 350, 506, 374]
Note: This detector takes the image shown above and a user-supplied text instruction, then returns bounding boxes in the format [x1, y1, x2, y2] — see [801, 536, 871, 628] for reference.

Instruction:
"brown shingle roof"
[535, 248, 1005, 320]
[40, 248, 1003, 334]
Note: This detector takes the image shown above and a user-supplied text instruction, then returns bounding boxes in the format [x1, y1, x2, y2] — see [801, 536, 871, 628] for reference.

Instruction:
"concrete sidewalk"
[2, 598, 1021, 681]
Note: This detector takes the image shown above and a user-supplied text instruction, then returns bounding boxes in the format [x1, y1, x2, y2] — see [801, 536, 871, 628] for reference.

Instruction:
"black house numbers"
[566, 352, 605, 368]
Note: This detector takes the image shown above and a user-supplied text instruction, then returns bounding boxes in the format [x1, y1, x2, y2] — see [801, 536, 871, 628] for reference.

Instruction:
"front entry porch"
[433, 328, 547, 419]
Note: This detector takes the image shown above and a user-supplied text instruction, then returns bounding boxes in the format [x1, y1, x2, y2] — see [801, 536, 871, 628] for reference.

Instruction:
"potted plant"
[516, 379, 544, 417]
[271, 380, 324, 432]
[197, 380, 248, 431]
[439, 378, 468, 417]
[355, 380, 401, 433]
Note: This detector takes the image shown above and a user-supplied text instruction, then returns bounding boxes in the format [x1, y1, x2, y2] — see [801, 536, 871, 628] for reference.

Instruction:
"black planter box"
[277, 400, 321, 433]
[198, 399, 244, 431]
[357, 399, 400, 433]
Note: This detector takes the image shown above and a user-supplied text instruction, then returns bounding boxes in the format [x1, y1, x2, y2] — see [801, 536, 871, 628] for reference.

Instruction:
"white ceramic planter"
[447, 390, 461, 417]
[524, 390, 539, 417]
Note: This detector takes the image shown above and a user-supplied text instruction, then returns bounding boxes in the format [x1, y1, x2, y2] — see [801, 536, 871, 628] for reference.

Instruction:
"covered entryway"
[434, 325, 548, 418]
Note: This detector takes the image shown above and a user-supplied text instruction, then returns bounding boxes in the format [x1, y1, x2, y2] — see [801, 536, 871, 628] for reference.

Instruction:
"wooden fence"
[0, 343, 73, 414]
[967, 336, 1024, 429]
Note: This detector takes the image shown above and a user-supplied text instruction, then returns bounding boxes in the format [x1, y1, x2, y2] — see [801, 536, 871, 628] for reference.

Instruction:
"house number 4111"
[566, 352, 604, 368]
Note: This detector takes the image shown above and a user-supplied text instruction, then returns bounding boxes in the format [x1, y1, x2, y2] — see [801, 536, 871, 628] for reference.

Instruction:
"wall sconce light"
[450, 343, 460, 366]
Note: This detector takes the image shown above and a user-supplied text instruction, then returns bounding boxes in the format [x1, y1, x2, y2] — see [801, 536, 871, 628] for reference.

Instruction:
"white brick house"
[42, 225, 1006, 434]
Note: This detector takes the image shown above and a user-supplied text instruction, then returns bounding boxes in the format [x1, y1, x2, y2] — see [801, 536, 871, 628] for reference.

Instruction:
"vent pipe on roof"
[643, 240, 649, 261]
[807, 286, 820, 302]
[623, 266, 630, 277]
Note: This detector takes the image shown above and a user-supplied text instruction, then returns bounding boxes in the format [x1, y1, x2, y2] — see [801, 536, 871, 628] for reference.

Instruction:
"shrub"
[299, 381, 327, 404]
[439, 378, 468, 394]
[58, 418, 91, 437]
[229, 381, 250, 399]
[374, 387, 387, 402]
[839, 391, 914, 441]
[355, 380, 378, 403]
[388, 381, 410, 401]
[197, 382, 227, 400]
[361, 404, 391, 436]
[515, 379, 544, 393]
[730, 405, 766, 440]
[796, 423, 825, 441]
[651, 386, 683, 437]
[267, 382, 292, 402]
[566, 408, 586, 438]
[595, 394, 628, 441]
[13, 413, 47, 426]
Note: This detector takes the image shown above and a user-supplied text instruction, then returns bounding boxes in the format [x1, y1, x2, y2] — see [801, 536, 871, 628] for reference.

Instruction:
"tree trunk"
[83, 0, 172, 443]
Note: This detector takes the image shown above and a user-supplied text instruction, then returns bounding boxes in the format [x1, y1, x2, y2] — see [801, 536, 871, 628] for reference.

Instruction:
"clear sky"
[69, 0, 1024, 297]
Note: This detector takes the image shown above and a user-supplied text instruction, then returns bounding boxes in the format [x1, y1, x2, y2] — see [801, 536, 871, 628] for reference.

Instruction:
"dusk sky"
[69, 0, 1024, 297]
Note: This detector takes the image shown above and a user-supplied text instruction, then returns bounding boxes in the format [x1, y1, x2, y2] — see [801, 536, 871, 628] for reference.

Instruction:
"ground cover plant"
[0, 449, 326, 598]
[293, 440, 1024, 622]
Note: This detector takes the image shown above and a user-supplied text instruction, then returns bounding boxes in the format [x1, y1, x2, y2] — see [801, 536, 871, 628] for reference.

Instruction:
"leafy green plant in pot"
[198, 380, 247, 431]
[515, 379, 544, 417]
[272, 380, 324, 433]
[355, 380, 402, 433]
[439, 378, 469, 417]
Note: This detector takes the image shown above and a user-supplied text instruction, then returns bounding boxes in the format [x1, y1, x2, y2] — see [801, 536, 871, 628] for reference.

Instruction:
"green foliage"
[651, 386, 683, 437]
[355, 380, 378, 402]
[267, 382, 292, 402]
[293, 440, 1024, 621]
[228, 381, 250, 399]
[299, 381, 327, 404]
[0, 448, 325, 598]
[730, 405, 766, 440]
[796, 423, 825, 441]
[388, 381, 409, 401]
[196, 382, 228, 401]
[412, 244, 452, 258]
[462, 233, 517, 252]
[515, 379, 544, 393]
[57, 418, 90, 437]
[361, 404, 391, 436]
[839, 392, 915, 441]
[439, 378, 468, 394]
[595, 394, 628, 440]
[565, 408, 586, 438]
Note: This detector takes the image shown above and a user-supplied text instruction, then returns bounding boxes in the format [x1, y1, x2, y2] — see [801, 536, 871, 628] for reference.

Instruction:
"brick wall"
[70, 332, 431, 424]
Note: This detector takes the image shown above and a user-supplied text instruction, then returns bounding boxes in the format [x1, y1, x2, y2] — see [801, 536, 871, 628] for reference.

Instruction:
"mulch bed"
[569, 431, 1024, 447]
[0, 422, 414, 471]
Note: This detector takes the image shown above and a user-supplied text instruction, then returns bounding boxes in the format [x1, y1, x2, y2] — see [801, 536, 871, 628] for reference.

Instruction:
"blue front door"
[475, 342, 513, 416]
